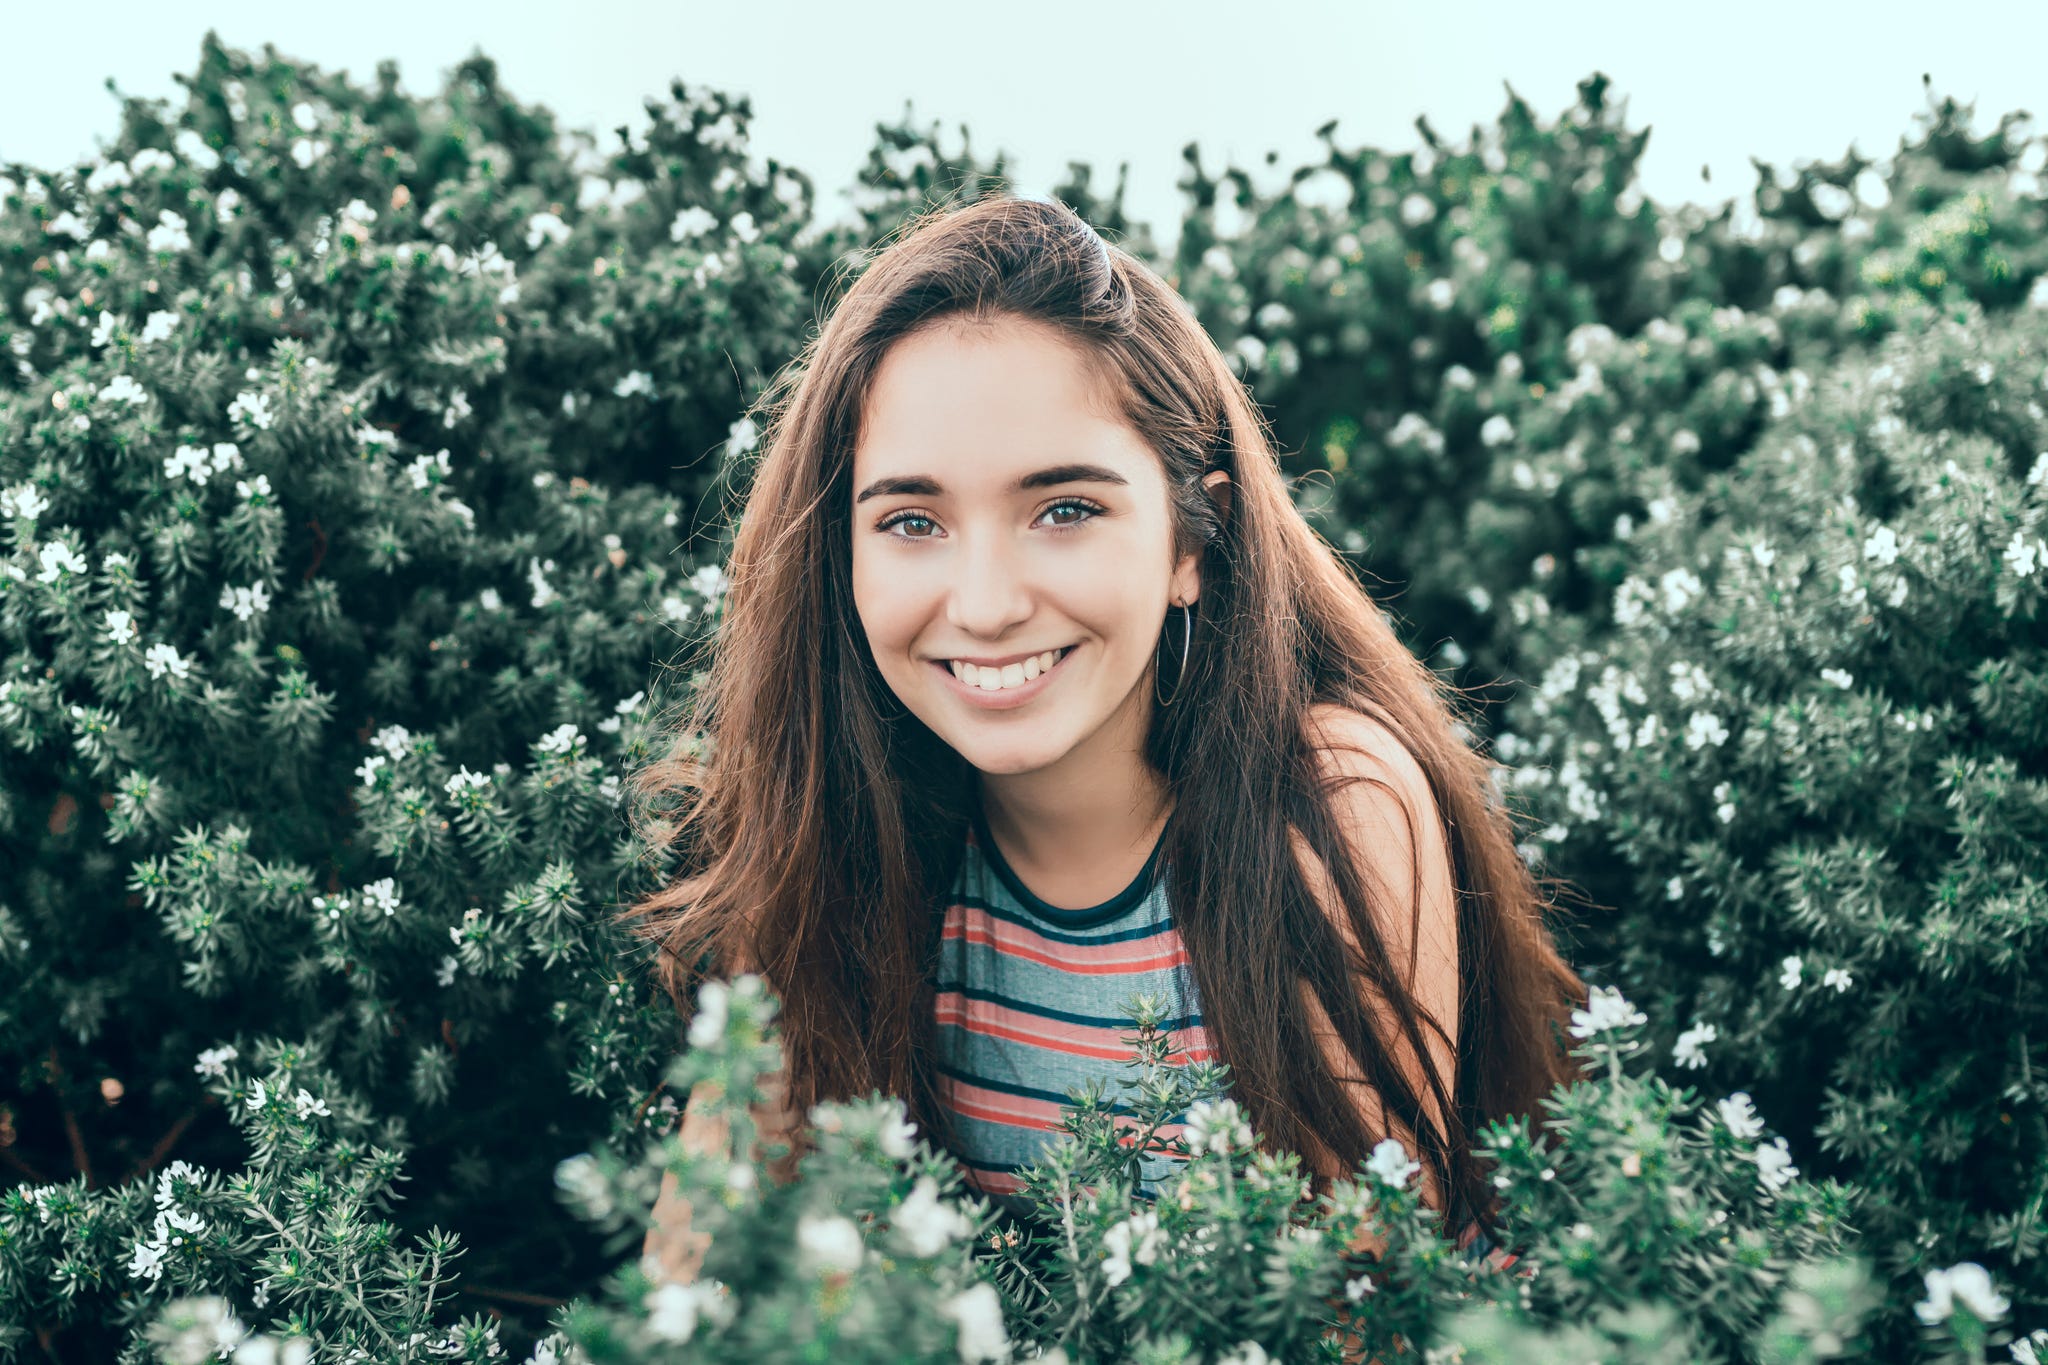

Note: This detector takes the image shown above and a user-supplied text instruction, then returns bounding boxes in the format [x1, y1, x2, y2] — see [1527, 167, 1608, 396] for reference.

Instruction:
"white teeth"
[948, 648, 1066, 691]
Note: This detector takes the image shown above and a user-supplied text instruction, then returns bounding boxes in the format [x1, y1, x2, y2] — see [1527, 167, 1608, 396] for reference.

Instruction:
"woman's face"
[849, 314, 1203, 779]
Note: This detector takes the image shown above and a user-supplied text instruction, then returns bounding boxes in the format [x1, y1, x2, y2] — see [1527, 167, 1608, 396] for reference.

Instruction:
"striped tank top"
[931, 800, 1218, 1219]
[928, 800, 1516, 1271]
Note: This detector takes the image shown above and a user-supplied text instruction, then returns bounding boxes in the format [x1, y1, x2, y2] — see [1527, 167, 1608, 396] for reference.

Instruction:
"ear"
[1171, 471, 1235, 608]
[1202, 469, 1234, 526]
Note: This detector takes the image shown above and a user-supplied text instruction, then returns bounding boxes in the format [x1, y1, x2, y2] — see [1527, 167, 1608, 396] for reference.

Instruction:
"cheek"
[850, 550, 922, 655]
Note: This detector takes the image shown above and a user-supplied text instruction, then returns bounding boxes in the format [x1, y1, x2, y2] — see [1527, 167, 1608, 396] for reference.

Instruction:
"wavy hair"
[617, 191, 1585, 1235]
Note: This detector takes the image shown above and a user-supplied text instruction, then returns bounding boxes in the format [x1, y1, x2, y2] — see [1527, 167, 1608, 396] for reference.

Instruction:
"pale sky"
[5, 1, 2046, 254]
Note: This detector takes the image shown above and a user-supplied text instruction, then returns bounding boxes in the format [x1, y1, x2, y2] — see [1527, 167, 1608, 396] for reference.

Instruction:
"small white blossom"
[1822, 967, 1854, 993]
[194, 1045, 237, 1079]
[1914, 1262, 2009, 1325]
[1863, 525, 1899, 565]
[227, 390, 273, 431]
[613, 370, 656, 399]
[795, 1214, 865, 1273]
[1568, 984, 1646, 1039]
[1755, 1136, 1799, 1191]
[2004, 531, 2045, 579]
[938, 1282, 1011, 1364]
[688, 980, 730, 1050]
[1780, 955, 1803, 990]
[891, 1176, 974, 1258]
[1672, 1021, 1717, 1070]
[1366, 1137, 1422, 1189]
[1821, 667, 1854, 690]
[1184, 1097, 1253, 1156]
[1099, 1209, 1164, 1285]
[1718, 1092, 1765, 1140]
[291, 1088, 330, 1120]
[1684, 711, 1729, 749]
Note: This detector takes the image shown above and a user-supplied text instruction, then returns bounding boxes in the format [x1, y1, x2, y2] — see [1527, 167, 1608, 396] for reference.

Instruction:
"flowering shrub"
[2, 30, 2043, 1365]
[180, 975, 2016, 1365]
[1496, 296, 2048, 1356]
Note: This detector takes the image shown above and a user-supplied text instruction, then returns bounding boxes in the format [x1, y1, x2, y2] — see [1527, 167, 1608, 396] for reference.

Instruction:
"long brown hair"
[617, 192, 1585, 1236]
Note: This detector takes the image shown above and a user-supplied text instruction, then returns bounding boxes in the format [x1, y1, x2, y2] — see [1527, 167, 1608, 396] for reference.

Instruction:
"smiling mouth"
[935, 645, 1076, 693]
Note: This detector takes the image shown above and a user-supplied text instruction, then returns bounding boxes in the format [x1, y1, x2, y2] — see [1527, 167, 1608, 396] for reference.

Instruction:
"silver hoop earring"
[1155, 601, 1194, 708]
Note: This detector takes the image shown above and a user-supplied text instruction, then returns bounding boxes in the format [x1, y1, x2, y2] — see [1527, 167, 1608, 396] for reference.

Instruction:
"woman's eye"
[880, 513, 937, 538]
[1042, 499, 1102, 528]
[876, 500, 1103, 539]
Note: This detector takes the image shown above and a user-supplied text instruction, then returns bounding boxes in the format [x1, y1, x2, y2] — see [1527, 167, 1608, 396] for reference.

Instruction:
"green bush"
[2, 29, 2042, 1365]
[1496, 296, 2048, 1356]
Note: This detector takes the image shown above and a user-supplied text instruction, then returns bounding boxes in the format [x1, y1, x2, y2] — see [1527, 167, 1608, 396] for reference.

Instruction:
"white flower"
[227, 390, 273, 431]
[1684, 711, 1729, 750]
[642, 1280, 727, 1343]
[1100, 1210, 1163, 1286]
[1217, 1343, 1271, 1365]
[688, 980, 730, 1049]
[614, 370, 656, 399]
[2004, 531, 2045, 579]
[246, 1079, 269, 1111]
[1821, 667, 1854, 690]
[938, 1282, 1011, 1363]
[2010, 1328, 2047, 1365]
[1672, 1021, 1717, 1070]
[1863, 525, 1899, 565]
[795, 1214, 864, 1273]
[1755, 1136, 1799, 1191]
[1366, 1137, 1422, 1190]
[1915, 1261, 2010, 1325]
[1751, 539, 1776, 568]
[3, 481, 50, 521]
[1568, 984, 1646, 1039]
[690, 563, 730, 604]
[36, 541, 88, 583]
[892, 1176, 974, 1258]
[1718, 1092, 1765, 1140]
[143, 643, 191, 681]
[877, 1105, 918, 1160]
[1780, 955, 1803, 990]
[1184, 1097, 1253, 1156]
[291, 1088, 330, 1120]
[194, 1044, 237, 1079]
[218, 582, 272, 622]
[1344, 1273, 1377, 1301]
[146, 210, 190, 254]
[1822, 967, 1854, 993]
[1480, 414, 1515, 448]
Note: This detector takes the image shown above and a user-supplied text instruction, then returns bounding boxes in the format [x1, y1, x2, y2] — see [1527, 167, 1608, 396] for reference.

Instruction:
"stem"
[0, 1144, 52, 1186]
[459, 1285, 568, 1309]
[125, 1099, 213, 1184]
[239, 1197, 403, 1356]
[44, 1048, 94, 1189]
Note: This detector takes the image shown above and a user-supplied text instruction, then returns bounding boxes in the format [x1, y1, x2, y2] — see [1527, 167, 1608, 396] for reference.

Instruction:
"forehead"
[852, 316, 1149, 487]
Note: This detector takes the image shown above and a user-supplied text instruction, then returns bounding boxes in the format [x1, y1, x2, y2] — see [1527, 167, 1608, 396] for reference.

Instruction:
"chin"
[950, 737, 1062, 776]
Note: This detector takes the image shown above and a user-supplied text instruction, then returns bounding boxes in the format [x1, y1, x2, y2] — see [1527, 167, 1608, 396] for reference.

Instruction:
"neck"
[974, 737, 1174, 877]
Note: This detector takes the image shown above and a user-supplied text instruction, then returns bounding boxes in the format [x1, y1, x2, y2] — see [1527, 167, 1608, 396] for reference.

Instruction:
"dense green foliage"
[1, 32, 2043, 1365]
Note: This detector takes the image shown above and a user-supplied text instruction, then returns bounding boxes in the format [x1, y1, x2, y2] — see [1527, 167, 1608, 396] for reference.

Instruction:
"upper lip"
[935, 645, 1074, 668]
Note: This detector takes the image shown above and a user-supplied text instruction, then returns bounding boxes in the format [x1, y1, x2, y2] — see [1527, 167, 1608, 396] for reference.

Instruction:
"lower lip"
[932, 647, 1077, 710]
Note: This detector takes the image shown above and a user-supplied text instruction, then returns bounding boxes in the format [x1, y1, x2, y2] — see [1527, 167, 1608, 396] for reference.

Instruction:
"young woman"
[622, 194, 1585, 1288]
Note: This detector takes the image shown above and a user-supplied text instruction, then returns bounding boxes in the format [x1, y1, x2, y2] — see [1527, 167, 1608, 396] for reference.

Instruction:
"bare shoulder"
[1302, 701, 1433, 805]
[1295, 700, 1457, 967]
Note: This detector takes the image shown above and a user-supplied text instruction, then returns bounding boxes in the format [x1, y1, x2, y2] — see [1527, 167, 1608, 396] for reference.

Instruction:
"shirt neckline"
[968, 798, 1170, 930]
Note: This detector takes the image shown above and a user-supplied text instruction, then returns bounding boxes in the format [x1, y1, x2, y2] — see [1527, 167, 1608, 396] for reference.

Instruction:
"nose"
[945, 526, 1035, 641]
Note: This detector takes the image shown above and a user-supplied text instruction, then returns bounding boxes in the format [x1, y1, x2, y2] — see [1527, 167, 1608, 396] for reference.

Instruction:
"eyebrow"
[854, 462, 1130, 505]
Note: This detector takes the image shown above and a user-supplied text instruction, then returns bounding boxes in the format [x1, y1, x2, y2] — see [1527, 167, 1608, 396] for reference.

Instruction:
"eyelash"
[875, 498, 1107, 541]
